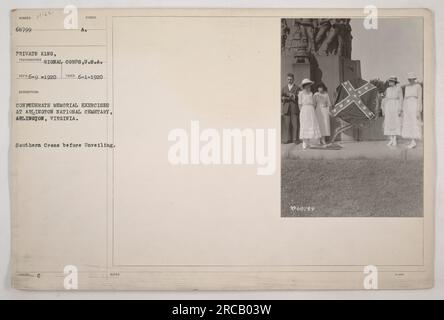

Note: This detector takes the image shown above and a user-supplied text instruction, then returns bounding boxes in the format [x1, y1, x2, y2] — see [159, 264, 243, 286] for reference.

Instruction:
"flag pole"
[323, 123, 354, 149]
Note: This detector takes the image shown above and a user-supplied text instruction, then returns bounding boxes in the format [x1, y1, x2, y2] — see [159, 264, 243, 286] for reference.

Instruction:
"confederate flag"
[332, 79, 379, 126]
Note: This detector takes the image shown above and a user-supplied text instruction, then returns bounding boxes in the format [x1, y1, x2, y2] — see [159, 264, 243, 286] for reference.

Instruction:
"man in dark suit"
[281, 73, 300, 144]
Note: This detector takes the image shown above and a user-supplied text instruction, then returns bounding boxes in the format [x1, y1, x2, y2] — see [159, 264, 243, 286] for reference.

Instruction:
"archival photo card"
[10, 8, 434, 290]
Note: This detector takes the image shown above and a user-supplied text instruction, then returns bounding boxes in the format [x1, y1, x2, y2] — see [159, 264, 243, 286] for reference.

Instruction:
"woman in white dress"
[298, 79, 321, 149]
[382, 76, 403, 147]
[313, 83, 331, 145]
[401, 72, 422, 149]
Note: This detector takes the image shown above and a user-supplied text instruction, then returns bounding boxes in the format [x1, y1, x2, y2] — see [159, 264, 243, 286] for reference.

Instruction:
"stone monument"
[281, 18, 362, 141]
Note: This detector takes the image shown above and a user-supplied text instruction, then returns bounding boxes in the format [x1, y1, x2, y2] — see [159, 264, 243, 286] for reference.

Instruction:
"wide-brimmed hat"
[387, 76, 399, 84]
[407, 72, 417, 80]
[300, 78, 314, 87]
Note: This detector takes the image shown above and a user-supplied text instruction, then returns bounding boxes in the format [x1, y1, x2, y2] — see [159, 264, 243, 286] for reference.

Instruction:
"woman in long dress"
[313, 83, 331, 145]
[382, 76, 403, 147]
[401, 72, 422, 148]
[298, 78, 321, 149]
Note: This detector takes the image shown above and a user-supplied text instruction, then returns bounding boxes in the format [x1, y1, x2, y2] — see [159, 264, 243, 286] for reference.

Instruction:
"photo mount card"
[10, 8, 434, 290]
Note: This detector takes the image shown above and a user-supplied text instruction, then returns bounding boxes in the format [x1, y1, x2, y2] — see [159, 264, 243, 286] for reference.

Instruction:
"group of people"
[382, 73, 423, 149]
[281, 73, 332, 150]
[281, 72, 423, 149]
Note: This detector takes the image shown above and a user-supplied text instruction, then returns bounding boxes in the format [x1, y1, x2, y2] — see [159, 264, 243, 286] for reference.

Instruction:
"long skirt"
[300, 104, 321, 139]
[401, 98, 422, 139]
[383, 99, 402, 135]
[315, 106, 331, 136]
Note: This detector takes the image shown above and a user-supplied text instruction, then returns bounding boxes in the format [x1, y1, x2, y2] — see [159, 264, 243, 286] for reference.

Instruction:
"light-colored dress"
[298, 91, 321, 139]
[313, 92, 331, 136]
[382, 86, 403, 135]
[401, 83, 422, 139]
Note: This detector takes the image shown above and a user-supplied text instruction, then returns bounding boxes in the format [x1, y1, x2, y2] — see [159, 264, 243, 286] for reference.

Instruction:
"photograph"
[281, 17, 424, 217]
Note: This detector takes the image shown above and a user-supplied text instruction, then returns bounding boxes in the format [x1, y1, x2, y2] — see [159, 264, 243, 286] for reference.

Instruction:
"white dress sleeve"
[313, 93, 318, 108]
[298, 91, 303, 108]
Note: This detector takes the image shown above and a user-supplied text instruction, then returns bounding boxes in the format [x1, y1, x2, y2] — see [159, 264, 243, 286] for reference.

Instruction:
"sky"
[350, 17, 424, 84]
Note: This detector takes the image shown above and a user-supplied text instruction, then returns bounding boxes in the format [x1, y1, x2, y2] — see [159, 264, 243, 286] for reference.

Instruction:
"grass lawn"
[281, 159, 423, 217]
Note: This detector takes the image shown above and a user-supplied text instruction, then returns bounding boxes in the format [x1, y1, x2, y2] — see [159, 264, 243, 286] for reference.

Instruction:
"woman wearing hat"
[382, 76, 403, 147]
[401, 72, 422, 148]
[313, 83, 331, 144]
[298, 78, 321, 149]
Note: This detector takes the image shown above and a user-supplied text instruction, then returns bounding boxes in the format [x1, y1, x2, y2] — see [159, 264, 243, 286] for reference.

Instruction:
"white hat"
[301, 78, 314, 87]
[388, 76, 399, 84]
[407, 72, 417, 80]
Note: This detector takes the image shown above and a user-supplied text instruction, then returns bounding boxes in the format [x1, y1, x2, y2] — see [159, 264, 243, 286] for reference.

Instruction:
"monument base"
[281, 51, 311, 88]
[312, 55, 362, 141]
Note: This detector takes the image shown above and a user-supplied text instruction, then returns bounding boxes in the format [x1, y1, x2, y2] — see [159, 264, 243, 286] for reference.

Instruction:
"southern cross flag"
[332, 79, 379, 125]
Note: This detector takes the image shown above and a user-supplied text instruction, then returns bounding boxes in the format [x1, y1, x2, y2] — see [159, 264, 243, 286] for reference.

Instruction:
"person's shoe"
[407, 140, 417, 149]
[387, 140, 393, 146]
[302, 142, 308, 150]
